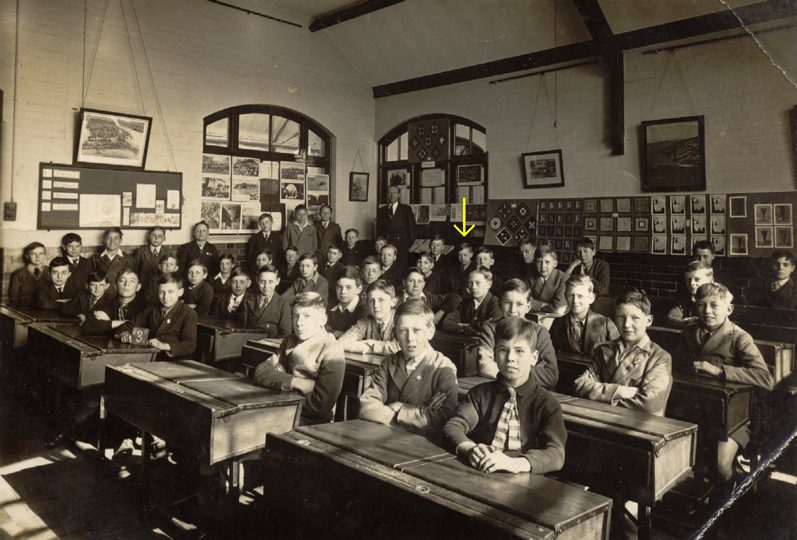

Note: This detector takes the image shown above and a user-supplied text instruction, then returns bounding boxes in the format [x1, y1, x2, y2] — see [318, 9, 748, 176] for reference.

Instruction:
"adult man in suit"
[178, 221, 220, 280]
[131, 227, 167, 297]
[376, 185, 416, 272]
[315, 205, 342, 267]
[90, 228, 132, 299]
[247, 213, 283, 276]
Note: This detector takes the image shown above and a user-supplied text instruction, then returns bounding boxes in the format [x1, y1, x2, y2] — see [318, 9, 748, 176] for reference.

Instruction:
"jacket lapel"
[584, 311, 599, 354]
[701, 319, 734, 353]
[155, 302, 181, 336]
[397, 353, 435, 402]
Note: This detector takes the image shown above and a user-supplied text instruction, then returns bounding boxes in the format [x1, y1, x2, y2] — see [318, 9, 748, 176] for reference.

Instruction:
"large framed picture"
[522, 150, 564, 189]
[349, 172, 369, 202]
[74, 108, 152, 170]
[641, 116, 706, 192]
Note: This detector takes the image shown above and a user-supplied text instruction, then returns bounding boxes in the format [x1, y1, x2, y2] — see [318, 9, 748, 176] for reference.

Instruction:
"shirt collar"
[404, 345, 431, 372]
[101, 250, 118, 260]
[617, 334, 652, 355]
[302, 273, 319, 287]
[402, 291, 426, 302]
[473, 296, 485, 310]
[332, 297, 360, 313]
[497, 372, 539, 396]
[569, 311, 588, 324]
[215, 273, 229, 283]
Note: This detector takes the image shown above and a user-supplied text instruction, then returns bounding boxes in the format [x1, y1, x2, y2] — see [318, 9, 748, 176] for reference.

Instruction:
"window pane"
[386, 139, 398, 162]
[272, 116, 301, 155]
[399, 132, 408, 160]
[238, 113, 270, 151]
[205, 117, 228, 147]
[455, 124, 471, 155]
[472, 128, 487, 153]
[308, 129, 326, 158]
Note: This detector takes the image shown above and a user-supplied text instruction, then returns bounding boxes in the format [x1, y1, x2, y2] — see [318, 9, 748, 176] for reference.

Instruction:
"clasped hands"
[463, 443, 529, 474]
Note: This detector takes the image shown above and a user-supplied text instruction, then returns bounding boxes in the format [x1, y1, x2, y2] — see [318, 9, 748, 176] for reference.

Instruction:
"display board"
[37, 163, 182, 230]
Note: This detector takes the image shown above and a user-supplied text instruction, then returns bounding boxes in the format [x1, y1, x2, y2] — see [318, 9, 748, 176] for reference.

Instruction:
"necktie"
[771, 281, 782, 292]
[390, 205, 395, 217]
[492, 387, 521, 451]
[152, 249, 159, 258]
[700, 329, 711, 346]
[90, 297, 98, 309]
[34, 268, 41, 277]
[56, 286, 63, 294]
[119, 303, 127, 321]
[229, 295, 241, 312]
[570, 317, 583, 344]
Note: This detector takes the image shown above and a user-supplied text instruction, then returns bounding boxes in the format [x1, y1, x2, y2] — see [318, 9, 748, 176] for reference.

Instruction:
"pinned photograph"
[307, 192, 329, 208]
[775, 226, 793, 248]
[280, 181, 305, 202]
[122, 192, 132, 207]
[241, 202, 262, 230]
[220, 202, 242, 230]
[670, 195, 686, 215]
[416, 204, 430, 225]
[635, 217, 650, 232]
[202, 176, 231, 199]
[710, 195, 726, 214]
[652, 235, 667, 254]
[755, 227, 774, 248]
[730, 234, 748, 256]
[711, 235, 726, 256]
[201, 201, 221, 230]
[671, 235, 686, 255]
[307, 173, 329, 192]
[692, 216, 707, 234]
[232, 179, 260, 202]
[456, 164, 482, 186]
[755, 204, 773, 225]
[729, 196, 747, 218]
[671, 215, 686, 235]
[202, 154, 231, 175]
[711, 215, 727, 235]
[599, 236, 613, 251]
[280, 162, 305, 181]
[232, 157, 260, 180]
[388, 169, 410, 187]
[652, 196, 666, 214]
[774, 204, 792, 225]
[430, 204, 449, 222]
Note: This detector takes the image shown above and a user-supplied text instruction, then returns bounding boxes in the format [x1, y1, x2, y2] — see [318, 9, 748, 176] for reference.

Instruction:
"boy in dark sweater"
[182, 259, 214, 318]
[327, 266, 368, 337]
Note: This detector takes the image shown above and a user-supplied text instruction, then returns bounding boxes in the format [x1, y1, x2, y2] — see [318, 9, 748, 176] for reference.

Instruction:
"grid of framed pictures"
[727, 192, 795, 256]
[537, 199, 583, 263]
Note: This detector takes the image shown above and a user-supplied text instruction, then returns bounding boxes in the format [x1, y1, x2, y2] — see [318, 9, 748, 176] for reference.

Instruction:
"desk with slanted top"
[429, 331, 479, 376]
[196, 319, 272, 364]
[264, 420, 613, 540]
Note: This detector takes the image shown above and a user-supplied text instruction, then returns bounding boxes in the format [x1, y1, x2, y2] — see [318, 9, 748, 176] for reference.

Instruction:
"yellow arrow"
[453, 197, 475, 236]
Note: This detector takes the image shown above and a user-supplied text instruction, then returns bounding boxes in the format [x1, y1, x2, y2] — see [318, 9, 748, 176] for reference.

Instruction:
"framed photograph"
[231, 178, 260, 202]
[599, 236, 614, 251]
[775, 226, 794, 248]
[730, 196, 747, 218]
[585, 199, 597, 213]
[671, 235, 687, 255]
[711, 215, 727, 235]
[616, 236, 631, 252]
[652, 195, 666, 214]
[670, 195, 686, 215]
[711, 235, 726, 256]
[522, 150, 564, 189]
[74, 108, 152, 170]
[203, 154, 231, 175]
[730, 234, 748, 256]
[774, 204, 792, 225]
[388, 169, 410, 187]
[652, 215, 667, 234]
[349, 172, 369, 202]
[641, 115, 706, 192]
[634, 197, 651, 213]
[280, 181, 305, 202]
[616, 198, 631, 213]
[652, 235, 668, 254]
[600, 199, 614, 213]
[755, 204, 773, 225]
[692, 216, 707, 234]
[456, 164, 483, 186]
[755, 227, 774, 248]
[710, 195, 726, 214]
[671, 215, 686, 235]
[633, 236, 650, 252]
[201, 176, 231, 199]
[635, 217, 650, 232]
[691, 195, 706, 214]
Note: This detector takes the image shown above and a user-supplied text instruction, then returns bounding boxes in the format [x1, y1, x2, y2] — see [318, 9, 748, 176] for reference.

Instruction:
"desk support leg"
[610, 481, 625, 540]
[637, 505, 652, 540]
[141, 430, 152, 512]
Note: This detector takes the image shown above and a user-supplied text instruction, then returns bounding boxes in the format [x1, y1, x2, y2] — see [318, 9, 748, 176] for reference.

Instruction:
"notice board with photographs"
[37, 163, 183, 230]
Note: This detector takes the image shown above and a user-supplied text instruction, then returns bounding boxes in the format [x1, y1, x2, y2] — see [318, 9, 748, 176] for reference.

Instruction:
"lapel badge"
[415, 374, 422, 381]
[166, 319, 171, 324]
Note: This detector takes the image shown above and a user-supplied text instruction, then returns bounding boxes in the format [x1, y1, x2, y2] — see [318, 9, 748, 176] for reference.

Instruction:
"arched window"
[378, 114, 487, 239]
[203, 105, 331, 233]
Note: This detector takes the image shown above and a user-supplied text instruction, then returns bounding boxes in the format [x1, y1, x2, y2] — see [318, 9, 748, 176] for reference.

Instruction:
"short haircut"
[693, 240, 714, 254]
[684, 260, 714, 278]
[404, 266, 426, 281]
[615, 290, 651, 315]
[696, 282, 733, 303]
[574, 237, 595, 251]
[327, 244, 342, 254]
[285, 245, 299, 254]
[395, 298, 435, 331]
[430, 234, 445, 243]
[475, 246, 494, 259]
[416, 251, 434, 264]
[23, 242, 45, 263]
[771, 250, 795, 264]
[380, 244, 398, 255]
[158, 272, 183, 288]
[149, 226, 166, 236]
[87, 271, 108, 284]
[518, 238, 536, 250]
[291, 291, 326, 311]
[49, 256, 70, 271]
[103, 227, 123, 239]
[298, 253, 318, 265]
[319, 204, 332, 213]
[337, 266, 362, 286]
[535, 244, 558, 261]
[362, 255, 380, 268]
[187, 259, 208, 272]
[366, 279, 396, 298]
[566, 274, 594, 293]
[219, 253, 236, 263]
[469, 266, 493, 282]
[62, 233, 82, 245]
[117, 267, 139, 282]
[495, 317, 539, 351]
[376, 236, 388, 243]
[159, 252, 177, 264]
[258, 213, 273, 223]
[294, 204, 308, 214]
[256, 264, 280, 279]
[255, 248, 274, 261]
[229, 266, 250, 280]
[344, 228, 359, 237]
[457, 242, 473, 254]
[193, 221, 210, 232]
[500, 278, 531, 299]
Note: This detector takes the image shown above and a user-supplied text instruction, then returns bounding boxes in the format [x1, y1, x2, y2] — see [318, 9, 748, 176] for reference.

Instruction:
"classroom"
[0, 0, 796, 539]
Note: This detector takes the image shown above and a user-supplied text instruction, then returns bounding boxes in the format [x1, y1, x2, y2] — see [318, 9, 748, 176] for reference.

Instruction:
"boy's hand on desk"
[291, 378, 316, 395]
[56, 298, 69, 303]
[147, 338, 170, 351]
[694, 361, 722, 377]
[478, 451, 530, 474]
[93, 311, 111, 321]
[118, 332, 132, 343]
[77, 314, 86, 325]
[465, 443, 495, 469]
[422, 392, 447, 415]
[617, 386, 638, 399]
[388, 401, 403, 413]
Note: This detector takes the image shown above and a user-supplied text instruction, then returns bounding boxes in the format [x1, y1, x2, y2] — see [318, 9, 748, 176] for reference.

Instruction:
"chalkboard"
[38, 163, 182, 230]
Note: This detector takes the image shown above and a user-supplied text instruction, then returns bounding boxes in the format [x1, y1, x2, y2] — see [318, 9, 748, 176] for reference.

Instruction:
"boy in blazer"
[212, 254, 236, 297]
[327, 266, 368, 337]
[61, 233, 91, 293]
[240, 264, 292, 338]
[574, 291, 672, 416]
[182, 260, 214, 318]
[213, 266, 252, 321]
[564, 238, 611, 297]
[247, 213, 283, 276]
[283, 204, 317, 257]
[314, 205, 342, 266]
[441, 267, 502, 336]
[359, 299, 459, 439]
[116, 272, 198, 361]
[549, 275, 619, 355]
[90, 228, 132, 299]
[450, 243, 477, 297]
[36, 257, 77, 311]
[143, 253, 179, 306]
[339, 280, 401, 355]
[397, 266, 461, 326]
[82, 269, 147, 335]
[341, 228, 365, 267]
[748, 250, 797, 310]
[9, 242, 48, 309]
[665, 261, 714, 329]
[284, 253, 329, 302]
[61, 271, 109, 322]
[322, 245, 345, 303]
[416, 251, 442, 295]
[131, 227, 167, 296]
[428, 234, 452, 285]
[277, 246, 300, 295]
[177, 221, 220, 280]
[378, 244, 404, 292]
[528, 245, 568, 314]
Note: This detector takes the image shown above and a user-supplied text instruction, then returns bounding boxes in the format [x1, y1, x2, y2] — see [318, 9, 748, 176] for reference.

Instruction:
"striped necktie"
[492, 387, 521, 451]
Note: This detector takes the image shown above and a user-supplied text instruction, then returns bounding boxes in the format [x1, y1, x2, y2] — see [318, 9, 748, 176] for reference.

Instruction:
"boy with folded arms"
[441, 267, 502, 336]
[665, 261, 714, 329]
[549, 275, 619, 355]
[83, 269, 146, 335]
[339, 280, 401, 355]
[240, 264, 292, 338]
[327, 266, 368, 337]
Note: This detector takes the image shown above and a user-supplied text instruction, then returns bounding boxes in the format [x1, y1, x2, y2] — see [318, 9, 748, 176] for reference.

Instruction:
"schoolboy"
[322, 245, 345, 302]
[131, 227, 166, 297]
[116, 272, 198, 360]
[674, 283, 773, 493]
[549, 275, 619, 355]
[182, 260, 214, 318]
[36, 257, 76, 311]
[9, 242, 47, 308]
[339, 280, 401, 354]
[360, 256, 382, 302]
[253, 291, 345, 424]
[277, 246, 300, 294]
[443, 317, 567, 474]
[327, 266, 368, 337]
[379, 244, 403, 291]
[315, 204, 342, 266]
[398, 267, 461, 326]
[240, 264, 292, 337]
[441, 267, 502, 336]
[83, 268, 147, 335]
[61, 233, 91, 291]
[416, 251, 442, 295]
[144, 253, 179, 305]
[247, 213, 283, 276]
[284, 253, 329, 302]
[516, 239, 536, 281]
[341, 228, 364, 267]
[428, 234, 451, 279]
[666, 261, 714, 329]
[476, 279, 558, 388]
[528, 245, 568, 314]
[252, 249, 274, 274]
[692, 240, 716, 266]
[213, 266, 252, 321]
[359, 299, 459, 438]
[177, 221, 220, 280]
[62, 271, 109, 322]
[90, 228, 132, 298]
[374, 237, 388, 259]
[573, 291, 672, 416]
[475, 246, 504, 295]
[749, 250, 797, 310]
[212, 254, 236, 296]
[565, 238, 610, 297]
[283, 204, 317, 257]
[449, 242, 476, 297]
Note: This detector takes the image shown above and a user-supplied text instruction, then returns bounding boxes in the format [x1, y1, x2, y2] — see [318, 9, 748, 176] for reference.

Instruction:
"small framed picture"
[388, 169, 410, 187]
[692, 216, 707, 234]
[540, 201, 548, 211]
[574, 213, 582, 224]
[575, 200, 583, 211]
[729, 196, 747, 218]
[522, 150, 564, 189]
[565, 213, 574, 224]
[671, 235, 687, 255]
[634, 197, 651, 213]
[775, 226, 793, 248]
[774, 204, 792, 225]
[585, 199, 597, 213]
[616, 198, 631, 213]
[755, 227, 774, 248]
[730, 234, 748, 256]
[616, 236, 631, 252]
[670, 195, 686, 215]
[652, 215, 667, 234]
[600, 217, 614, 232]
[635, 217, 650, 232]
[585, 217, 597, 231]
[599, 236, 614, 251]
[349, 172, 369, 202]
[566, 200, 573, 210]
[671, 215, 686, 235]
[711, 235, 726, 256]
[711, 215, 726, 235]
[652, 195, 666, 214]
[652, 235, 668, 254]
[617, 217, 632, 232]
[710, 195, 726, 214]
[691, 195, 706, 214]
[600, 199, 614, 213]
[755, 204, 773, 225]
[75, 108, 152, 170]
[633, 236, 650, 252]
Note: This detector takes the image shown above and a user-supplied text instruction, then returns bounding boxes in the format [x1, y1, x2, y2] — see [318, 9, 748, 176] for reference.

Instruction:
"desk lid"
[1, 304, 77, 323]
[673, 374, 754, 396]
[199, 320, 272, 335]
[40, 323, 160, 355]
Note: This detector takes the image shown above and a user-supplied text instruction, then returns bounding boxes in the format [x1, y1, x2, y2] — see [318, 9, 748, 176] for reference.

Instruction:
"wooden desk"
[0, 304, 76, 350]
[103, 361, 304, 509]
[196, 320, 272, 364]
[730, 304, 797, 346]
[430, 331, 479, 377]
[264, 420, 612, 540]
[528, 311, 566, 330]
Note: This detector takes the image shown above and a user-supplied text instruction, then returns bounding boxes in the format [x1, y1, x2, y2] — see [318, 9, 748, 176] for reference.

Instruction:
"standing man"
[315, 205, 342, 267]
[377, 185, 416, 272]
[178, 221, 220, 281]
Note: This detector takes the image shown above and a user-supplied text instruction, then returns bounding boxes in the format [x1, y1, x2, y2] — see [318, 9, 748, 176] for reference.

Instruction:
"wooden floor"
[0, 385, 795, 539]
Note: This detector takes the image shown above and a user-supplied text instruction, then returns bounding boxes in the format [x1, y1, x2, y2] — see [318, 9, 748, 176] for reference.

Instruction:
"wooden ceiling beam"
[309, 0, 405, 32]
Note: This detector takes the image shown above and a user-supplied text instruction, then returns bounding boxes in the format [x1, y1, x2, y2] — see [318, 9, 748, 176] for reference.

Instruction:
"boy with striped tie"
[443, 317, 566, 474]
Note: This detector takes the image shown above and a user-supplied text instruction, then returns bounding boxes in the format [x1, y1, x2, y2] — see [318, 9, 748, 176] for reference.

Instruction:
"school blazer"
[61, 291, 104, 318]
[549, 310, 620, 356]
[573, 259, 611, 297]
[240, 293, 292, 338]
[359, 349, 459, 438]
[422, 272, 442, 295]
[341, 243, 365, 268]
[247, 231, 284, 272]
[283, 223, 317, 257]
[376, 203, 417, 254]
[675, 319, 774, 390]
[754, 278, 797, 311]
[380, 264, 404, 291]
[450, 261, 477, 297]
[315, 221, 342, 260]
[285, 274, 329, 303]
[177, 241, 220, 279]
[82, 294, 147, 335]
[441, 292, 502, 335]
[213, 291, 253, 321]
[117, 300, 198, 360]
[90, 252, 132, 297]
[322, 261, 345, 290]
[66, 256, 92, 291]
[277, 262, 300, 295]
[183, 281, 214, 318]
[35, 280, 78, 311]
[130, 247, 163, 293]
[528, 268, 568, 313]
